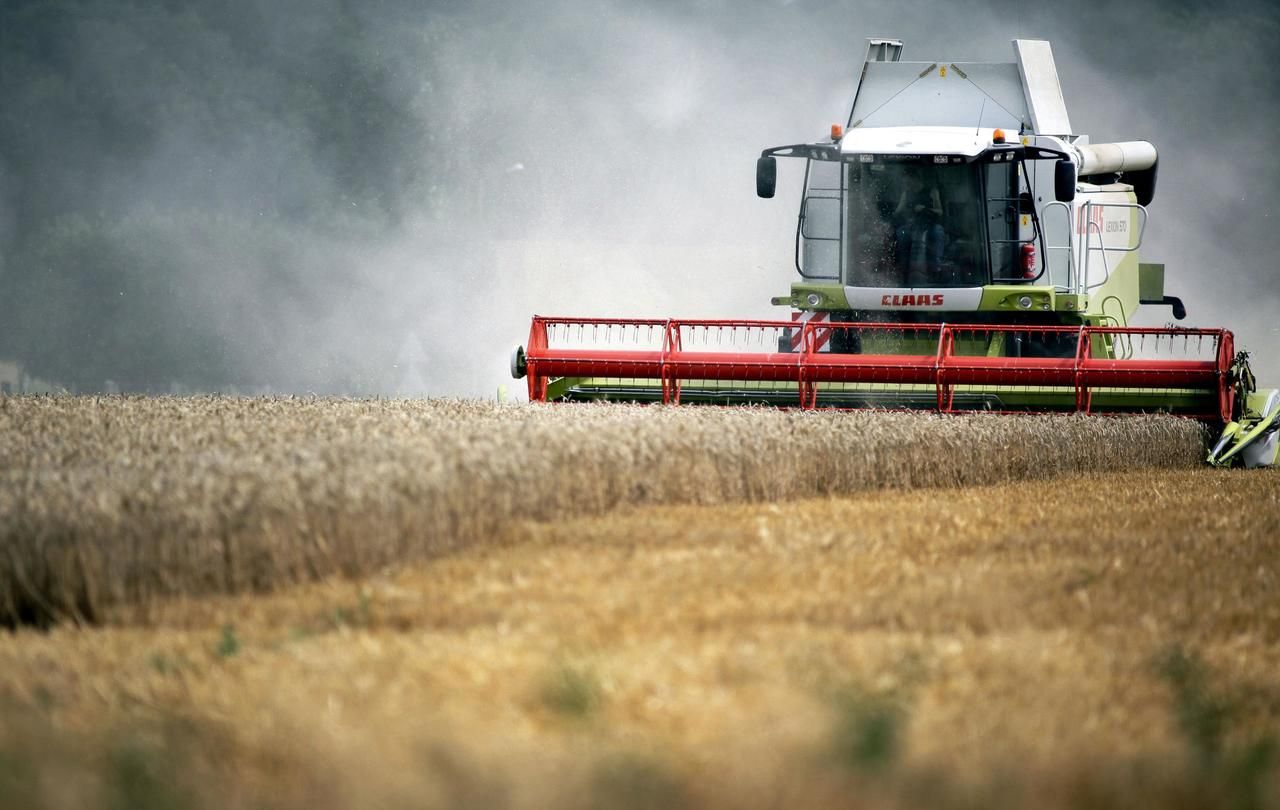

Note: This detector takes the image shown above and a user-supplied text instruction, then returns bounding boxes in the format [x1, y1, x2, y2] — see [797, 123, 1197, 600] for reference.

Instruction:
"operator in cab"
[893, 167, 946, 286]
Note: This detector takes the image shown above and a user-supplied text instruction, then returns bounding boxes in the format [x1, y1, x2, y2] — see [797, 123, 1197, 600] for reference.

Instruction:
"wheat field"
[1, 396, 1206, 625]
[2, 396, 1277, 809]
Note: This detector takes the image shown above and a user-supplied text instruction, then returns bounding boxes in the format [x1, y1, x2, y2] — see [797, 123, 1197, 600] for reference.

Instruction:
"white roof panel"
[848, 62, 1026, 131]
[839, 126, 1006, 157]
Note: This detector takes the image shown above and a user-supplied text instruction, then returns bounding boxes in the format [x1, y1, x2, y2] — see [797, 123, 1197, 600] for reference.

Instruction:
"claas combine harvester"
[510, 39, 1278, 467]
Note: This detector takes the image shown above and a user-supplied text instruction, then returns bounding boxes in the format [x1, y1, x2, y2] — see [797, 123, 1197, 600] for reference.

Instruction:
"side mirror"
[1054, 159, 1076, 203]
[756, 156, 777, 198]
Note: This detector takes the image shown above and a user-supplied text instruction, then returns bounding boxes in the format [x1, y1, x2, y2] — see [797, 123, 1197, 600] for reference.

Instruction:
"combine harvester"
[510, 39, 1278, 467]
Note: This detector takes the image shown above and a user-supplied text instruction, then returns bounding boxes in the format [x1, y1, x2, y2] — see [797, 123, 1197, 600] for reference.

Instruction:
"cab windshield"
[846, 161, 985, 287]
[797, 157, 1030, 288]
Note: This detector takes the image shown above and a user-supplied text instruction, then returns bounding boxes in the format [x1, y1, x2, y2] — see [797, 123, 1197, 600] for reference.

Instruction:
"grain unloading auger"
[510, 38, 1278, 468]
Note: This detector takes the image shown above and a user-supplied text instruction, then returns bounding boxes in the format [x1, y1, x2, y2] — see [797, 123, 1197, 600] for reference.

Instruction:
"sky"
[1, 0, 1276, 395]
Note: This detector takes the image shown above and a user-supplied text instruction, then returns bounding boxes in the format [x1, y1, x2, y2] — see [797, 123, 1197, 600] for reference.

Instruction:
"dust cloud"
[0, 0, 1274, 396]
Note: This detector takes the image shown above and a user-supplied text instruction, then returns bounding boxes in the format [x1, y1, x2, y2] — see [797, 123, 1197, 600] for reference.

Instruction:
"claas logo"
[880, 294, 945, 306]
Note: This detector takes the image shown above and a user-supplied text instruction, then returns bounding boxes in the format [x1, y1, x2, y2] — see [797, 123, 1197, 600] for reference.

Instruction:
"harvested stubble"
[0, 395, 1207, 624]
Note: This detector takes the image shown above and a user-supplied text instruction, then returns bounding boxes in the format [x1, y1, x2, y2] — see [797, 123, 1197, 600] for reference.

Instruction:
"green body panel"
[777, 283, 850, 310]
[979, 285, 1052, 312]
[543, 376, 578, 402]
[1208, 389, 1280, 467]
[777, 282, 1092, 316]
[1138, 262, 1165, 302]
[1086, 250, 1141, 325]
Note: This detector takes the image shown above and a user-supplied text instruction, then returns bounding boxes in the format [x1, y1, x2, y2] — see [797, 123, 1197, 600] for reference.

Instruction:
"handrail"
[1040, 200, 1076, 291]
[1079, 201, 1148, 294]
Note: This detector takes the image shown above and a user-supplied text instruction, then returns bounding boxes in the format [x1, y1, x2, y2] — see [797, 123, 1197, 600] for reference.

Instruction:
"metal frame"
[795, 159, 843, 280]
[775, 145, 1070, 287]
[1080, 200, 1148, 293]
[987, 155, 1048, 284]
[1040, 200, 1077, 290]
[523, 316, 1235, 421]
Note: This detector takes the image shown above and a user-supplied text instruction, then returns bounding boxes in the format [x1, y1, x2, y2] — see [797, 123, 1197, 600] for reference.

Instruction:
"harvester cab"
[510, 39, 1278, 468]
[757, 39, 1169, 341]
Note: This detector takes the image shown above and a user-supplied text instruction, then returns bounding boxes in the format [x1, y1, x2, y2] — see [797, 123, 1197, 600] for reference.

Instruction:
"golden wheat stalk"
[0, 396, 1207, 624]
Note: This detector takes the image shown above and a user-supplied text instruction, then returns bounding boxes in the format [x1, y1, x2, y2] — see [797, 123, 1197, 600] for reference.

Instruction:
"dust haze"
[0, 0, 1275, 396]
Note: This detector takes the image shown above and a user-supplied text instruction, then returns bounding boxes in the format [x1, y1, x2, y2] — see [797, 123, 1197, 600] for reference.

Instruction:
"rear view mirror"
[756, 156, 777, 198]
[1054, 159, 1076, 202]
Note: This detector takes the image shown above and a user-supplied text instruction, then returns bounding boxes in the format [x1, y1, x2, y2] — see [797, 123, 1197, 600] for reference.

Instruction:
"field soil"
[3, 464, 1278, 809]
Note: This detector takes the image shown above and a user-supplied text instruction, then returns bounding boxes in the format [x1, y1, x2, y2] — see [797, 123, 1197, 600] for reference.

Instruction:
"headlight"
[806, 293, 822, 307]
[1017, 295, 1033, 309]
